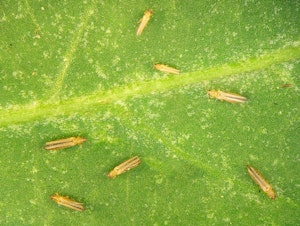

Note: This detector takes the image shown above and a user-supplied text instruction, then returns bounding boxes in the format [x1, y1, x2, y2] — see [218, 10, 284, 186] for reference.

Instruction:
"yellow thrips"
[107, 156, 141, 179]
[154, 64, 180, 74]
[207, 90, 247, 103]
[136, 10, 152, 36]
[247, 165, 276, 199]
[280, 83, 293, 88]
[50, 193, 85, 211]
[44, 137, 86, 150]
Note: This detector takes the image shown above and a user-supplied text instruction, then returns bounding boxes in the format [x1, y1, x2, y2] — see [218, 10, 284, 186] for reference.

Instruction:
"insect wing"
[136, 10, 152, 36]
[154, 64, 180, 74]
[51, 193, 85, 211]
[44, 137, 86, 150]
[107, 156, 141, 178]
[220, 91, 247, 103]
[208, 90, 247, 103]
[247, 165, 276, 199]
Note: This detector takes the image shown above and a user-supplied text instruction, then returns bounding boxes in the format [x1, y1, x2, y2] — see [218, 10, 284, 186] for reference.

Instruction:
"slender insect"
[280, 83, 293, 88]
[44, 137, 86, 150]
[136, 10, 152, 36]
[154, 64, 180, 74]
[207, 90, 247, 103]
[247, 165, 276, 199]
[50, 193, 85, 211]
[107, 156, 141, 179]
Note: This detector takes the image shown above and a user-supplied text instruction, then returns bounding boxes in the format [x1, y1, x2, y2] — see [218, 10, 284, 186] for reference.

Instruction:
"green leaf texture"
[1, 1, 299, 225]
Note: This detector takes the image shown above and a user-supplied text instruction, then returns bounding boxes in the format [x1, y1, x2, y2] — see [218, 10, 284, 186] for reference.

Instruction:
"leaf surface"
[0, 1, 299, 225]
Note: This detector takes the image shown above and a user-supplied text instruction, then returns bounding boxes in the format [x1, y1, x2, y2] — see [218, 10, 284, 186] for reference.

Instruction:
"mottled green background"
[0, 1, 299, 225]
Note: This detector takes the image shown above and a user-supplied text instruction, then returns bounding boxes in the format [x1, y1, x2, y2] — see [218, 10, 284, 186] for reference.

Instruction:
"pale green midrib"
[1, 44, 300, 126]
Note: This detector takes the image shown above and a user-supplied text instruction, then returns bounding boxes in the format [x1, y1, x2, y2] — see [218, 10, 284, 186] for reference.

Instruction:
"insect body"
[44, 137, 86, 150]
[247, 165, 276, 199]
[107, 156, 141, 178]
[50, 193, 85, 211]
[207, 90, 247, 103]
[154, 64, 180, 74]
[280, 84, 293, 88]
[136, 10, 152, 36]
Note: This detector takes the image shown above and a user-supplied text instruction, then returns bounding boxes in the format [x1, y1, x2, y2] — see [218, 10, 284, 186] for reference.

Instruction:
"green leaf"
[1, 1, 299, 225]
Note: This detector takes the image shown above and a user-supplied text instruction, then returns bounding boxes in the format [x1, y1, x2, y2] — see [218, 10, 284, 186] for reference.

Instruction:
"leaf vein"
[1, 43, 299, 126]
